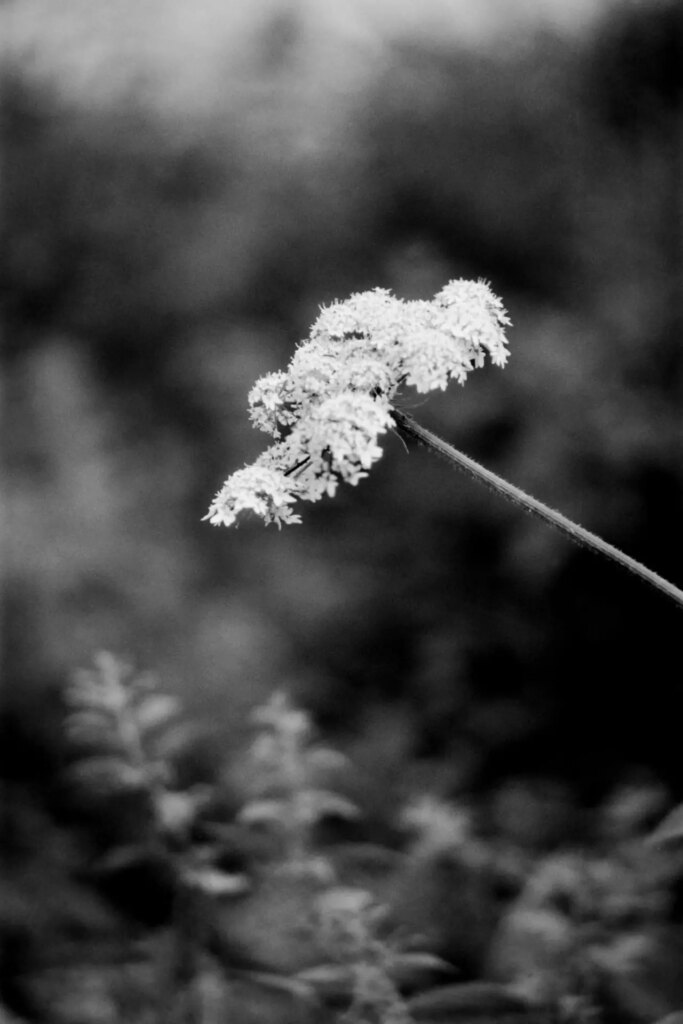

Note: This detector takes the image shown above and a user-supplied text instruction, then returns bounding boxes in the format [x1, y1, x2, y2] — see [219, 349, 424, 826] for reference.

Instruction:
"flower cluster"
[205, 279, 510, 527]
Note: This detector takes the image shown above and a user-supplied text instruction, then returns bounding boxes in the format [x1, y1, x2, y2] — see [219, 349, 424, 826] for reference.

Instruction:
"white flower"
[401, 327, 475, 392]
[435, 279, 511, 367]
[253, 393, 393, 507]
[203, 465, 300, 528]
[301, 393, 393, 481]
[310, 288, 401, 344]
[207, 279, 510, 526]
[248, 371, 289, 437]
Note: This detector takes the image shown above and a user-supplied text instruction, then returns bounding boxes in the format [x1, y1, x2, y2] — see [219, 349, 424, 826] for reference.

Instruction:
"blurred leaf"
[239, 798, 289, 827]
[317, 885, 374, 919]
[133, 693, 181, 733]
[66, 708, 114, 732]
[92, 843, 160, 874]
[401, 795, 471, 851]
[183, 865, 250, 896]
[601, 780, 670, 841]
[390, 951, 454, 986]
[67, 756, 147, 792]
[250, 693, 311, 741]
[151, 720, 205, 759]
[650, 804, 683, 847]
[304, 745, 351, 774]
[248, 733, 278, 764]
[231, 969, 317, 1005]
[407, 981, 534, 1021]
[296, 963, 354, 1002]
[298, 789, 360, 824]
[66, 710, 119, 749]
[273, 855, 336, 884]
[592, 928, 683, 1023]
[156, 786, 210, 835]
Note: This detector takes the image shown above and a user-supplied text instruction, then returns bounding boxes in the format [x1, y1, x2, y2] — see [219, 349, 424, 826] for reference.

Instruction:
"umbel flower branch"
[205, 280, 683, 610]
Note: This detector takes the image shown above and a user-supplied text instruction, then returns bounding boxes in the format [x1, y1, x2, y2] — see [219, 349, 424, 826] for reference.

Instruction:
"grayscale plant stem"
[393, 408, 683, 610]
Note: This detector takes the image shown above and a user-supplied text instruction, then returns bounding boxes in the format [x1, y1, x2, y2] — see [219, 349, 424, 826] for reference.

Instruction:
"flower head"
[204, 465, 300, 528]
[207, 279, 510, 526]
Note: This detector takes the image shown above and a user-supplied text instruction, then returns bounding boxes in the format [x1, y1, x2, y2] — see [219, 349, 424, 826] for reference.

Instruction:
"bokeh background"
[3, 0, 683, 812]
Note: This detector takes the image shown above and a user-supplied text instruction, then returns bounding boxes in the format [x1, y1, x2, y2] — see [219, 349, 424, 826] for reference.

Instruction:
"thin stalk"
[393, 409, 683, 610]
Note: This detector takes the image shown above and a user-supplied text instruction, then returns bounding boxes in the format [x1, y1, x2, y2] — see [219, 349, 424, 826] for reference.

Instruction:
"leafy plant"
[303, 888, 413, 1024]
[63, 658, 450, 1023]
[237, 690, 358, 872]
[65, 654, 252, 1022]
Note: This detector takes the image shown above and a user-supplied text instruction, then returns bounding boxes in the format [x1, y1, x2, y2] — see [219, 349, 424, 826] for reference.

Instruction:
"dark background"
[3, 0, 683, 810]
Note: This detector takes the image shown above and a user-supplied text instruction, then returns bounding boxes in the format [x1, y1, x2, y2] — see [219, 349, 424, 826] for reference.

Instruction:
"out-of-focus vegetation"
[2, 0, 683, 1020]
[6, 656, 683, 1023]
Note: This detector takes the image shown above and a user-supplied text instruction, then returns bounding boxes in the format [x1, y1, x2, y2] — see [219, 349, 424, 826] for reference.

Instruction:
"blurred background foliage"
[2, 0, 683, 817]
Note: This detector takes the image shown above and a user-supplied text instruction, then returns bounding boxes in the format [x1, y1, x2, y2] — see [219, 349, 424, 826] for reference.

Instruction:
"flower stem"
[393, 409, 683, 610]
